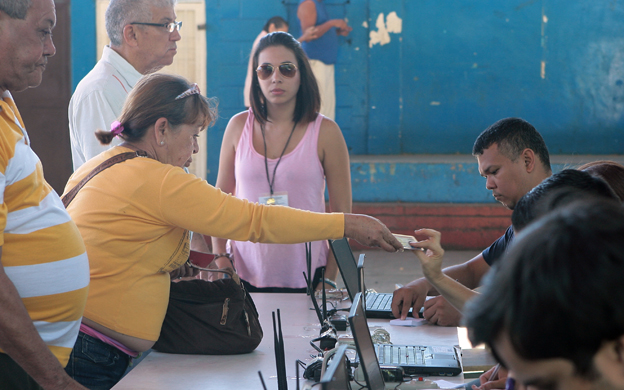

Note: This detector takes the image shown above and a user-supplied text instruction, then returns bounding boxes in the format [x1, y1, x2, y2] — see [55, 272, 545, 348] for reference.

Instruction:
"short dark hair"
[465, 199, 624, 377]
[250, 31, 320, 126]
[96, 73, 217, 145]
[263, 16, 288, 32]
[0, 0, 32, 19]
[578, 160, 624, 201]
[473, 118, 552, 174]
[511, 169, 618, 231]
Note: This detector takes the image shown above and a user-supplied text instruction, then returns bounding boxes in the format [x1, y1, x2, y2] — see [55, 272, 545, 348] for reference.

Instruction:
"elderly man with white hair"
[68, 0, 181, 170]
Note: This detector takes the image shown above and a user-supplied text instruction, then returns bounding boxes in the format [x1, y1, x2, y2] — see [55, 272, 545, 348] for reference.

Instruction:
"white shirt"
[68, 46, 142, 170]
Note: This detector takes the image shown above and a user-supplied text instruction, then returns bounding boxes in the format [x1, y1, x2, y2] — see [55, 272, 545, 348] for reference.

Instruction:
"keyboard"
[365, 293, 392, 311]
[375, 344, 427, 365]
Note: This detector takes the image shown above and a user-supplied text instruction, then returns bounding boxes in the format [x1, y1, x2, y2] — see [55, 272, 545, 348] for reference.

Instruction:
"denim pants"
[65, 332, 131, 390]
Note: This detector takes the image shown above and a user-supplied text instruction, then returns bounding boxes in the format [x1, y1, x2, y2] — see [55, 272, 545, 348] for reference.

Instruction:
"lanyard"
[261, 121, 297, 204]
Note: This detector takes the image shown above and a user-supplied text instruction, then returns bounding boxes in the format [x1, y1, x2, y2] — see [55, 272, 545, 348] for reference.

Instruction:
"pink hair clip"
[110, 121, 124, 136]
[175, 83, 200, 100]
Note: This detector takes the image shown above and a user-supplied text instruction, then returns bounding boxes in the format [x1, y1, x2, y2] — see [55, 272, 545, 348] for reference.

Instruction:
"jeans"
[65, 332, 131, 390]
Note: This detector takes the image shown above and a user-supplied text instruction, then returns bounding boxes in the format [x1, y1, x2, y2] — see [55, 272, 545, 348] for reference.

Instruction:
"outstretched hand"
[409, 228, 445, 283]
[344, 214, 403, 252]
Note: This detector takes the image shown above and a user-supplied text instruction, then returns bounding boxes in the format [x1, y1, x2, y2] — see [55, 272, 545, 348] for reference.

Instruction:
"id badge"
[259, 192, 288, 206]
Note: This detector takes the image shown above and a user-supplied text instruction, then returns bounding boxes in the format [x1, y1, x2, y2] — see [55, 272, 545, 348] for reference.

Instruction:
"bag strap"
[191, 266, 241, 285]
[62, 150, 149, 208]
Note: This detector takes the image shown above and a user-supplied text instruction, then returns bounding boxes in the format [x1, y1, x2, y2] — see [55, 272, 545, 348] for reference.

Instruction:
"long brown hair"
[96, 73, 217, 145]
[250, 31, 320, 125]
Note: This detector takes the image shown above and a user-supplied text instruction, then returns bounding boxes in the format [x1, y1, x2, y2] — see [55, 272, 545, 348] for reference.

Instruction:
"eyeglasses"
[130, 21, 182, 33]
[256, 63, 298, 80]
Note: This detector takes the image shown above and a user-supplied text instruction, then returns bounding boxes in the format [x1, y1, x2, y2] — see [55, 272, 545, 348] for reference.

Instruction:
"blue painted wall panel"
[219, 0, 241, 19]
[70, 1, 96, 90]
[240, 0, 283, 19]
[350, 162, 575, 203]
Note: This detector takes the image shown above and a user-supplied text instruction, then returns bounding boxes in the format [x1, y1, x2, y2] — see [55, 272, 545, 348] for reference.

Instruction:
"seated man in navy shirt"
[392, 117, 552, 326]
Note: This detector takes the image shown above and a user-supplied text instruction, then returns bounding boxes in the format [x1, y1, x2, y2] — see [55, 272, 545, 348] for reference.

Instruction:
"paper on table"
[389, 318, 425, 327]
[435, 379, 466, 389]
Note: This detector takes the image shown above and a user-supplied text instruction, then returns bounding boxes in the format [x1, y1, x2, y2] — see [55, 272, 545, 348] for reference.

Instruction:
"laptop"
[329, 238, 422, 319]
[319, 344, 353, 390]
[349, 292, 462, 378]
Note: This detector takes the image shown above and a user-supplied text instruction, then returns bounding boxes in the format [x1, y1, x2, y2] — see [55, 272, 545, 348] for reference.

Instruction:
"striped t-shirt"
[0, 91, 90, 366]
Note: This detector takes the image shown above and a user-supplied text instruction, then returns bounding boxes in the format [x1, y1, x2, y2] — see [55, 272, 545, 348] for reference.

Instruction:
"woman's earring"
[160, 141, 165, 145]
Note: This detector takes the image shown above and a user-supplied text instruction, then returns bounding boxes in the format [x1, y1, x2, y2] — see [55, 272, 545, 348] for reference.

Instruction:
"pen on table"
[488, 363, 501, 382]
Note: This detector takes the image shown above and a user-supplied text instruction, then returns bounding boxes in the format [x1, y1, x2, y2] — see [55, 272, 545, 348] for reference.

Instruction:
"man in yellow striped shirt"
[0, 1, 90, 389]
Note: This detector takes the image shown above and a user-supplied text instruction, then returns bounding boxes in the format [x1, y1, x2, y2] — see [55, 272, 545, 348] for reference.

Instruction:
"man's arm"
[410, 229, 480, 313]
[0, 248, 86, 390]
[391, 252, 490, 321]
[297, 26, 318, 43]
[297, 0, 351, 39]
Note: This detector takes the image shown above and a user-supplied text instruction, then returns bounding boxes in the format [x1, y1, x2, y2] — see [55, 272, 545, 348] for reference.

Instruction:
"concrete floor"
[344, 249, 481, 293]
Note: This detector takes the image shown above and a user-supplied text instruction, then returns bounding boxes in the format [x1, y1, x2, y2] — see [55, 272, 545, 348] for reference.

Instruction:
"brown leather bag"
[153, 267, 263, 355]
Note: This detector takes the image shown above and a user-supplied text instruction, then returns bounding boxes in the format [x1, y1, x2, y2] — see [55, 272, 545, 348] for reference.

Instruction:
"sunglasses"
[256, 63, 298, 80]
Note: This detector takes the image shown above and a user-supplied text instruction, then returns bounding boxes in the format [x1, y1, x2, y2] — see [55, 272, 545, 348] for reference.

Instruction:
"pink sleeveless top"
[229, 109, 329, 288]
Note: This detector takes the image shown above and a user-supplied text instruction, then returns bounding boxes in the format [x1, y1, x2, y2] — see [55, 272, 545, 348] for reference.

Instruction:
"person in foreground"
[0, 0, 89, 389]
[465, 199, 624, 390]
[62, 73, 402, 389]
[212, 31, 351, 292]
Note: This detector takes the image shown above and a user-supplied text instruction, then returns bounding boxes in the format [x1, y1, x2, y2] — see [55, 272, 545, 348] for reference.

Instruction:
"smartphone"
[392, 234, 418, 250]
[188, 250, 217, 269]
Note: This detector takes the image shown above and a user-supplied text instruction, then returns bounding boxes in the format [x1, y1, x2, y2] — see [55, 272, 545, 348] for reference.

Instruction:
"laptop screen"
[329, 238, 359, 301]
[348, 293, 385, 390]
[357, 254, 366, 308]
[320, 344, 352, 390]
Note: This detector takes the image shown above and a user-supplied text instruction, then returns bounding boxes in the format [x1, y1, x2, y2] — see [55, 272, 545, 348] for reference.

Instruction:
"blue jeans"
[65, 332, 131, 390]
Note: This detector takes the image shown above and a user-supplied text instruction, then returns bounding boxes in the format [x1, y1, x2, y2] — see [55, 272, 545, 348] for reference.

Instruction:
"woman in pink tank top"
[212, 32, 352, 292]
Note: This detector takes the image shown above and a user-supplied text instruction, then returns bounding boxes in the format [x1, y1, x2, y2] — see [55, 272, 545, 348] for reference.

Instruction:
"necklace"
[260, 120, 297, 205]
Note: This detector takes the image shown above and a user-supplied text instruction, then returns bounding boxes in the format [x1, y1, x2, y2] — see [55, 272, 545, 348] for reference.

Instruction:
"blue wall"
[71, 0, 624, 203]
[70, 1, 96, 90]
[204, 1, 623, 168]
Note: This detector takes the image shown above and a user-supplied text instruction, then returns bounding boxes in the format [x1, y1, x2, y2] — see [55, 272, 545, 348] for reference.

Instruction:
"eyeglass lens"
[168, 21, 182, 32]
[256, 63, 297, 80]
